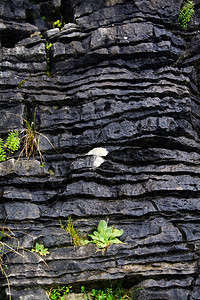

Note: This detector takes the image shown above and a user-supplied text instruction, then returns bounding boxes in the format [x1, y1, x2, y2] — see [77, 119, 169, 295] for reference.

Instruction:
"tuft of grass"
[9, 106, 58, 166]
[60, 216, 86, 246]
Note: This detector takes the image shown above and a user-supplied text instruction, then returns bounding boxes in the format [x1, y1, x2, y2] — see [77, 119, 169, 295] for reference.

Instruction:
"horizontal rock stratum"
[0, 0, 200, 299]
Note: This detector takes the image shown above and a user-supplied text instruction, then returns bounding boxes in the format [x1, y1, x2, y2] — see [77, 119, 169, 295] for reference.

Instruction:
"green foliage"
[81, 284, 131, 300]
[178, 0, 195, 28]
[4, 131, 20, 154]
[31, 243, 49, 256]
[45, 42, 53, 76]
[18, 76, 30, 88]
[60, 216, 86, 246]
[48, 285, 72, 300]
[46, 42, 53, 51]
[0, 139, 6, 162]
[18, 79, 26, 88]
[53, 20, 62, 28]
[0, 131, 20, 162]
[53, 20, 65, 30]
[85, 220, 124, 253]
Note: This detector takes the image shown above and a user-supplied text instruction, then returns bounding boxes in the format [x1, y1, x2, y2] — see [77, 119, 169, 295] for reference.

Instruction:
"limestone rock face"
[1, 0, 200, 299]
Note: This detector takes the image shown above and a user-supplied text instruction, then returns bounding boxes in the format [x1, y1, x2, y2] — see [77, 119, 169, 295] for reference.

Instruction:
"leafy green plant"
[81, 283, 131, 300]
[53, 20, 62, 28]
[0, 220, 50, 300]
[60, 216, 86, 246]
[4, 131, 20, 154]
[85, 220, 124, 253]
[0, 131, 20, 162]
[53, 20, 65, 30]
[31, 243, 49, 256]
[46, 42, 53, 51]
[178, 0, 195, 28]
[48, 285, 72, 300]
[0, 139, 6, 162]
[45, 42, 53, 76]
[81, 286, 88, 299]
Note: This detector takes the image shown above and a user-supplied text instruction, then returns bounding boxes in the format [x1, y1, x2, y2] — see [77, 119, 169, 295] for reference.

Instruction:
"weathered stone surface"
[6, 288, 49, 300]
[0, 0, 200, 299]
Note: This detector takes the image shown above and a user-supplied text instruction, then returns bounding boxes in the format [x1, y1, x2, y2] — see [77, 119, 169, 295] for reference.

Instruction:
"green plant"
[81, 286, 89, 300]
[18, 79, 26, 88]
[0, 131, 20, 162]
[31, 243, 49, 256]
[53, 20, 62, 28]
[9, 107, 57, 166]
[53, 20, 65, 30]
[85, 220, 124, 253]
[45, 42, 53, 76]
[18, 76, 30, 88]
[60, 216, 86, 246]
[0, 139, 6, 162]
[81, 283, 131, 300]
[0, 220, 49, 300]
[4, 131, 20, 154]
[46, 42, 53, 51]
[178, 0, 195, 28]
[48, 285, 72, 300]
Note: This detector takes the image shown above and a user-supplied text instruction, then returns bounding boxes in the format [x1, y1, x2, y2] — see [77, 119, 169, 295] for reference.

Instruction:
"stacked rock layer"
[0, 0, 200, 299]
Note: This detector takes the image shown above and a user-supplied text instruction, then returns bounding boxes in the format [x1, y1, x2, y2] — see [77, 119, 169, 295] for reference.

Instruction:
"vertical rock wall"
[0, 0, 200, 299]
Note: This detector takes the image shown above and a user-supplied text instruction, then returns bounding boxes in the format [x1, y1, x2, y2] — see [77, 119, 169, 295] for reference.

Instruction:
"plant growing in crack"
[0, 219, 50, 300]
[45, 42, 53, 76]
[85, 220, 125, 254]
[31, 243, 49, 256]
[60, 216, 86, 246]
[8, 106, 58, 166]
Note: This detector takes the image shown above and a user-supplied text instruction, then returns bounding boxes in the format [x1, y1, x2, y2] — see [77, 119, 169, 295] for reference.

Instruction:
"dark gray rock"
[0, 0, 200, 299]
[6, 288, 49, 300]
[4, 202, 40, 220]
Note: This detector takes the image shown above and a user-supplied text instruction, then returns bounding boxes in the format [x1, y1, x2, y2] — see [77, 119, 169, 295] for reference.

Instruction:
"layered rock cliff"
[0, 0, 200, 299]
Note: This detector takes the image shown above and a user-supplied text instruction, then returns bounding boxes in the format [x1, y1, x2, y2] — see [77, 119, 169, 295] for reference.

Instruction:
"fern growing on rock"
[178, 0, 195, 29]
[0, 139, 6, 162]
[4, 131, 20, 154]
[0, 131, 20, 162]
